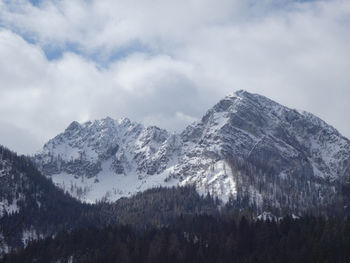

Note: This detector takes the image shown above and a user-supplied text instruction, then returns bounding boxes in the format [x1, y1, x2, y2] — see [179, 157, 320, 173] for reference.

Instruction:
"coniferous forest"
[2, 146, 350, 262]
[3, 215, 350, 263]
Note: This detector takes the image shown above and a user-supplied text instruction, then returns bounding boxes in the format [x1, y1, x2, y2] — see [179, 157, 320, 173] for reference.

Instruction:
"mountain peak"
[117, 117, 133, 127]
[102, 116, 115, 122]
[213, 90, 278, 116]
[65, 121, 82, 132]
[231, 89, 248, 97]
[225, 90, 279, 108]
[35, 92, 350, 213]
[226, 89, 263, 100]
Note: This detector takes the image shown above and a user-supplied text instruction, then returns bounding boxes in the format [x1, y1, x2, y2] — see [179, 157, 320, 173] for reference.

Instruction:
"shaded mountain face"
[34, 90, 350, 214]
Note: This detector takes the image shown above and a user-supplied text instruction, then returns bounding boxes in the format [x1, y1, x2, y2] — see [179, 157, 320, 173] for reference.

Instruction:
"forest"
[1, 145, 350, 262]
[3, 214, 350, 263]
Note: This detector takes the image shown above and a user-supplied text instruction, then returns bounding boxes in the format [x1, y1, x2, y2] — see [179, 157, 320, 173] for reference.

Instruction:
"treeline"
[0, 145, 223, 250]
[3, 215, 350, 263]
[226, 156, 348, 217]
[95, 186, 222, 227]
[0, 145, 88, 249]
[2, 144, 350, 262]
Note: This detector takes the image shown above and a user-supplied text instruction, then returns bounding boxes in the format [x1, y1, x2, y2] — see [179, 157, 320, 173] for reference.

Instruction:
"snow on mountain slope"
[35, 117, 181, 202]
[34, 91, 350, 213]
[179, 90, 349, 182]
[173, 90, 350, 212]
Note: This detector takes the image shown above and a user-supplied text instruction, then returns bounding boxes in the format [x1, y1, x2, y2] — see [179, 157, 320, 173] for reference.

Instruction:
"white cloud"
[0, 29, 199, 153]
[0, 0, 311, 55]
[0, 0, 349, 154]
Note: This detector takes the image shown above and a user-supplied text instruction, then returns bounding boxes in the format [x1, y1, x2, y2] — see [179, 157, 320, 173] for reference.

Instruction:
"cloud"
[0, 29, 199, 153]
[0, 0, 314, 57]
[0, 120, 41, 155]
[0, 0, 349, 154]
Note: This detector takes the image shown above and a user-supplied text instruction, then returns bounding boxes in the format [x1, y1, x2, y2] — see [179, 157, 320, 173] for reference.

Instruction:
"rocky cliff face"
[34, 90, 350, 214]
[174, 90, 350, 213]
[35, 117, 172, 177]
[34, 117, 181, 202]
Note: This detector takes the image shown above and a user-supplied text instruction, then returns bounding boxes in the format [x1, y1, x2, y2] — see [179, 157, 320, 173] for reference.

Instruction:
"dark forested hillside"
[2, 144, 350, 262]
[225, 157, 348, 217]
[96, 186, 221, 227]
[0, 145, 89, 251]
[3, 215, 350, 263]
[0, 145, 222, 253]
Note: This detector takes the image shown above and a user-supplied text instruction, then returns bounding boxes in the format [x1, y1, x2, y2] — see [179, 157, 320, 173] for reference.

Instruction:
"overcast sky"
[0, 0, 349, 155]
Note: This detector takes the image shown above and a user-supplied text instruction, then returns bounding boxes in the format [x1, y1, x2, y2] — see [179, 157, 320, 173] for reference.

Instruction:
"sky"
[0, 0, 349, 155]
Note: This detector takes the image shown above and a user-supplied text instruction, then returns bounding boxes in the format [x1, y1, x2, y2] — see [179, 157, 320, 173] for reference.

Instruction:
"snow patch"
[257, 212, 277, 221]
[0, 199, 20, 217]
[51, 160, 179, 203]
[22, 228, 43, 247]
[180, 160, 236, 203]
[0, 234, 9, 255]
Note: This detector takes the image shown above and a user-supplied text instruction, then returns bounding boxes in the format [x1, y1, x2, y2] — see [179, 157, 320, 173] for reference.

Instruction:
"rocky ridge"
[34, 90, 350, 214]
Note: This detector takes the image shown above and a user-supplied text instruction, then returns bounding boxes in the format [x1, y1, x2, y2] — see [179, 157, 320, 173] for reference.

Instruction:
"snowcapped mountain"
[34, 90, 350, 214]
[175, 90, 350, 212]
[0, 145, 220, 254]
[34, 117, 181, 202]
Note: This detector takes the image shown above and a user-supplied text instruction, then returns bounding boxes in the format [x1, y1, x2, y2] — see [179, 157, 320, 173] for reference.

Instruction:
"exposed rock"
[34, 90, 350, 215]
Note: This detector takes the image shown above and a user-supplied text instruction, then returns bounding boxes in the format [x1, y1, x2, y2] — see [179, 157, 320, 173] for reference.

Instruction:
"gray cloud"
[0, 0, 349, 154]
[0, 120, 41, 155]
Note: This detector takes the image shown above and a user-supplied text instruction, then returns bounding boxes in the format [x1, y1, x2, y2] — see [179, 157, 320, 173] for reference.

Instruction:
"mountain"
[176, 90, 350, 214]
[34, 117, 181, 202]
[0, 145, 222, 254]
[34, 90, 350, 215]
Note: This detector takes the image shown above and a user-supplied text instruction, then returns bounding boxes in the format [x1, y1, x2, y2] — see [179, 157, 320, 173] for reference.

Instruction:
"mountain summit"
[34, 91, 350, 214]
